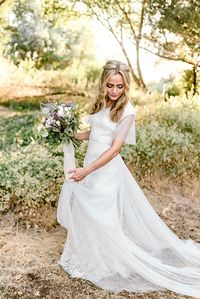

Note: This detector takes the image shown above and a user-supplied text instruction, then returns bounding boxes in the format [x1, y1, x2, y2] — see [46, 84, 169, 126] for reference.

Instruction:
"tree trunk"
[193, 66, 197, 95]
[136, 40, 148, 92]
[119, 43, 142, 88]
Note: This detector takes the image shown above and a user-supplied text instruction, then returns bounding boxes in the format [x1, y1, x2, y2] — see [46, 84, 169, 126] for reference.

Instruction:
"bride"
[57, 60, 200, 297]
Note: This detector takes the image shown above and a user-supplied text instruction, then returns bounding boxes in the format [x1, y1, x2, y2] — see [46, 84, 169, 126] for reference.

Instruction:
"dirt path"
[0, 187, 199, 299]
[0, 105, 11, 116]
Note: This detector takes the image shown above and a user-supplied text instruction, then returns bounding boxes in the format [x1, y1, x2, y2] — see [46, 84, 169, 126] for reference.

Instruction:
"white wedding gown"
[57, 102, 200, 297]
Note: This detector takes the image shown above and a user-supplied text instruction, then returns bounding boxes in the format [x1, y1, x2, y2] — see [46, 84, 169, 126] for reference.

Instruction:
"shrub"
[0, 94, 200, 217]
[85, 66, 101, 87]
[0, 140, 88, 214]
[0, 113, 37, 150]
[0, 98, 42, 112]
[0, 145, 63, 213]
[121, 96, 200, 179]
[166, 84, 180, 97]
[121, 122, 199, 179]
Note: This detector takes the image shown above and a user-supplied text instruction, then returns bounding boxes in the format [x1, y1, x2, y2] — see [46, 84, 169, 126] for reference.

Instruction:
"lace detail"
[59, 254, 86, 279]
[59, 251, 163, 293]
[59, 234, 113, 282]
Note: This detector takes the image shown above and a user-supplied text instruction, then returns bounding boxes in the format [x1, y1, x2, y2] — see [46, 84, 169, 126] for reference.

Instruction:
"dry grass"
[0, 178, 199, 299]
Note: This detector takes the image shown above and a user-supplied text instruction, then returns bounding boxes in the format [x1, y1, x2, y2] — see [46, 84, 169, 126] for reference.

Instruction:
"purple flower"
[54, 112, 60, 120]
[66, 102, 73, 107]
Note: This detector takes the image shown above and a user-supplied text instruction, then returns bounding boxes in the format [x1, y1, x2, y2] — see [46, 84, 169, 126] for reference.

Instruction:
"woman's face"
[106, 73, 125, 102]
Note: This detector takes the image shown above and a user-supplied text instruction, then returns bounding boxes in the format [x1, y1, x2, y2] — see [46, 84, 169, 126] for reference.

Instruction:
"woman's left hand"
[68, 166, 92, 182]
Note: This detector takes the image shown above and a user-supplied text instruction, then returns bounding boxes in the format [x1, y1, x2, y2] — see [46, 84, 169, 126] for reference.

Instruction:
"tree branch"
[0, 0, 7, 6]
[115, 0, 137, 40]
[104, 17, 143, 88]
[116, 0, 147, 89]
[135, 0, 147, 89]
[140, 43, 195, 66]
[139, 0, 147, 38]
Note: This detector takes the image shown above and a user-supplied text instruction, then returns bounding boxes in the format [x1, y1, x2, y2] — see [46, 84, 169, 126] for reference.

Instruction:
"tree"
[41, 0, 77, 26]
[73, 0, 200, 93]
[181, 67, 200, 96]
[146, 0, 200, 94]
[2, 0, 89, 69]
[3, 0, 69, 69]
[146, 0, 200, 64]
[0, 0, 14, 23]
[74, 0, 149, 91]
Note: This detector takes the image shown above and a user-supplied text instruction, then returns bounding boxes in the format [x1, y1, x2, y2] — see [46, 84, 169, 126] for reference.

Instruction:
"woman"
[57, 60, 200, 297]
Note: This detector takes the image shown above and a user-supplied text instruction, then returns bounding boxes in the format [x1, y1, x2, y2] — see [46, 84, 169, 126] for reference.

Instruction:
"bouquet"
[37, 101, 82, 149]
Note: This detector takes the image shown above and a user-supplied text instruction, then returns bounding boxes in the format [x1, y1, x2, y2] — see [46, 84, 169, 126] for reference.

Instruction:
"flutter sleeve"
[84, 114, 91, 125]
[113, 102, 136, 145]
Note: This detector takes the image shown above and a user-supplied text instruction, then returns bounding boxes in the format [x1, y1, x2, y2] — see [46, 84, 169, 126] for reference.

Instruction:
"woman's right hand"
[74, 131, 91, 141]
[74, 132, 80, 140]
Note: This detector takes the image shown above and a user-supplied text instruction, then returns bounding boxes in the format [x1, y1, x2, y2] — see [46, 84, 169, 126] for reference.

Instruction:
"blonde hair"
[89, 60, 131, 122]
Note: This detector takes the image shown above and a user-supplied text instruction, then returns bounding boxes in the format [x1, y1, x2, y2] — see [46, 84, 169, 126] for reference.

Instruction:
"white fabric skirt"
[57, 140, 200, 297]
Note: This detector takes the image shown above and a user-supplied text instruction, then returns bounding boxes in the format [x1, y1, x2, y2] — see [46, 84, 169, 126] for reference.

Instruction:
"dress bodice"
[88, 108, 117, 145]
[87, 102, 136, 146]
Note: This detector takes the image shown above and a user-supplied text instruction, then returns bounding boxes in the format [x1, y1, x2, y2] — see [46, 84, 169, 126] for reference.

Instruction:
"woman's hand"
[74, 131, 91, 141]
[68, 138, 123, 182]
[68, 166, 92, 182]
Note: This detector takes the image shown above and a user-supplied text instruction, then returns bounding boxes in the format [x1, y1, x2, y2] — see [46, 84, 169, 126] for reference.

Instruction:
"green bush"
[0, 113, 37, 150]
[137, 97, 200, 140]
[166, 84, 180, 97]
[121, 96, 200, 178]
[121, 122, 199, 178]
[0, 140, 87, 213]
[85, 66, 101, 87]
[0, 95, 200, 214]
[0, 145, 63, 213]
[0, 98, 41, 112]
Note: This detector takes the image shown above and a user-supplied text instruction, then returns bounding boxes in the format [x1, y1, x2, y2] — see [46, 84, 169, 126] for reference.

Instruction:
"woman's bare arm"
[69, 115, 134, 182]
[88, 139, 123, 172]
[74, 131, 91, 141]
[68, 139, 124, 181]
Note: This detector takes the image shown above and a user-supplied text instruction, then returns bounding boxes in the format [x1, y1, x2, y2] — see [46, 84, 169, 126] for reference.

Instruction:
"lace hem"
[59, 254, 86, 279]
[59, 254, 163, 293]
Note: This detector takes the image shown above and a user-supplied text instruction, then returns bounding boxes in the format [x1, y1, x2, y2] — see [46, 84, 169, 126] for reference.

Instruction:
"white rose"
[57, 106, 64, 117]
[46, 119, 51, 127]
[64, 106, 71, 111]
[64, 109, 71, 117]
[42, 131, 48, 137]
[41, 107, 50, 115]
[46, 117, 55, 127]
[37, 124, 44, 131]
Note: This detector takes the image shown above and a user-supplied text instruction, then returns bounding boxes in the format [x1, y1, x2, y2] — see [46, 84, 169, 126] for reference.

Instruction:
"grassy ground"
[0, 180, 199, 299]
